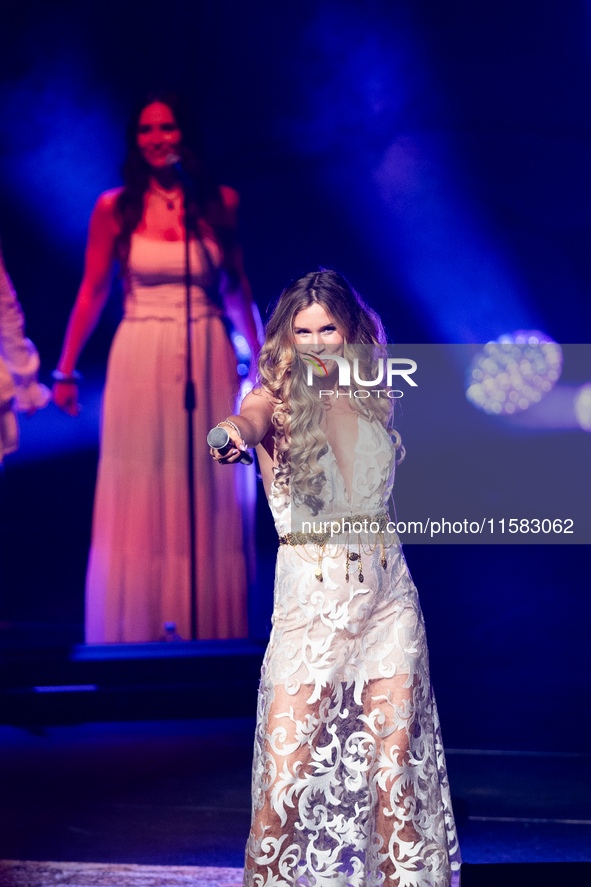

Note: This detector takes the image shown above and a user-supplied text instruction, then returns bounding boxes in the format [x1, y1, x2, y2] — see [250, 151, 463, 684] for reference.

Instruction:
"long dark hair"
[114, 90, 237, 278]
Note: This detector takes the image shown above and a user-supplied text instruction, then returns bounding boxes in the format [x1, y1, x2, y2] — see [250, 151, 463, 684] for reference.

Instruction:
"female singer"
[54, 91, 259, 643]
[212, 270, 460, 886]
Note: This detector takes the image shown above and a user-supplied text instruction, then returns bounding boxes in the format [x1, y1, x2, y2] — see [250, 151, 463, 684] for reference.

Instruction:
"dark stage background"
[1, 0, 590, 754]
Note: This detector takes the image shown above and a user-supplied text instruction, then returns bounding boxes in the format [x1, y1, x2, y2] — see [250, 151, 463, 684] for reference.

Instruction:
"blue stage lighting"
[0, 63, 122, 249]
[282, 4, 538, 342]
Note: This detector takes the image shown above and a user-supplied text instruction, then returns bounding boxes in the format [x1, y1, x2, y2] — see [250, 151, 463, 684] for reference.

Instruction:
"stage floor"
[0, 717, 589, 871]
[0, 860, 243, 886]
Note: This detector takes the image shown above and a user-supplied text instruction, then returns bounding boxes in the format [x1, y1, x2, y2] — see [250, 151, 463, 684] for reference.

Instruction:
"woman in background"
[213, 270, 460, 886]
[54, 91, 259, 643]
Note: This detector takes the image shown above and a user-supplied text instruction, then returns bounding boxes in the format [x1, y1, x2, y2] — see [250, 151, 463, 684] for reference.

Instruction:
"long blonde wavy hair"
[258, 270, 404, 514]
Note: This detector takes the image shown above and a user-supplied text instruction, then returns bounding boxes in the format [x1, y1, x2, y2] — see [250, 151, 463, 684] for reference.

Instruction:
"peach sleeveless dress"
[85, 233, 248, 642]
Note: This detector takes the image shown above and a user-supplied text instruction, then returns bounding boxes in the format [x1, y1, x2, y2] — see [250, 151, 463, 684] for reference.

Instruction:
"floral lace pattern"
[244, 418, 460, 886]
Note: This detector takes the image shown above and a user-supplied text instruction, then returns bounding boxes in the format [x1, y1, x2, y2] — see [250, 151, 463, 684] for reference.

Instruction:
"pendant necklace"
[150, 184, 180, 211]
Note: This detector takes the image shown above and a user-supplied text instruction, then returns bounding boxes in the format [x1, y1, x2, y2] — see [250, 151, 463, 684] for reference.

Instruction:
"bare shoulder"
[219, 184, 240, 211]
[90, 188, 123, 235]
[95, 187, 123, 212]
[218, 185, 240, 229]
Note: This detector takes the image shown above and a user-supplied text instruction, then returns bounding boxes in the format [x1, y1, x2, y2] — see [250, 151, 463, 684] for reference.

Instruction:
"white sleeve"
[0, 243, 50, 412]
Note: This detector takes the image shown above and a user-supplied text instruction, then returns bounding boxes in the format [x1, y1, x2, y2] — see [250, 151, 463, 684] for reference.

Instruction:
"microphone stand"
[181, 184, 198, 641]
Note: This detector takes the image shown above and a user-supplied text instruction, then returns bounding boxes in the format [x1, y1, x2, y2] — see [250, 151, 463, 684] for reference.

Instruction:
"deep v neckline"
[323, 413, 362, 507]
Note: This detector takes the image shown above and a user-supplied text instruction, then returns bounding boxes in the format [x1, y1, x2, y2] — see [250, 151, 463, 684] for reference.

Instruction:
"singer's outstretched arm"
[212, 388, 275, 463]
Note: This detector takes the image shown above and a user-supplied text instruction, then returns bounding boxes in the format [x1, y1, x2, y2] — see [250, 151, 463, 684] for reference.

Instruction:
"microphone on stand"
[207, 426, 254, 465]
[165, 153, 196, 195]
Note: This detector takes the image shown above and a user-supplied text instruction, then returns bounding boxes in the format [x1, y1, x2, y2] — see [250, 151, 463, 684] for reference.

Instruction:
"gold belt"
[278, 512, 390, 547]
[278, 513, 393, 583]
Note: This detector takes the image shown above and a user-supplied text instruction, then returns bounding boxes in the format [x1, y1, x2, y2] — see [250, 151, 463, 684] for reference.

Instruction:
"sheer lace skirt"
[243, 543, 460, 887]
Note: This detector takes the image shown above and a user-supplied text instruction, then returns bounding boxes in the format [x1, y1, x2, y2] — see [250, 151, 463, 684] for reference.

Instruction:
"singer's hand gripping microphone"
[207, 426, 253, 465]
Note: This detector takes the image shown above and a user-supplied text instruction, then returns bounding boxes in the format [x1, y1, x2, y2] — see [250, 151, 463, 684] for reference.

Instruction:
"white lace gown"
[244, 416, 460, 886]
[85, 233, 248, 643]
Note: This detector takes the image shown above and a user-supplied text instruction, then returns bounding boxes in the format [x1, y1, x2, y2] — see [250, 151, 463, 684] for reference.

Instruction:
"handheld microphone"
[207, 426, 253, 465]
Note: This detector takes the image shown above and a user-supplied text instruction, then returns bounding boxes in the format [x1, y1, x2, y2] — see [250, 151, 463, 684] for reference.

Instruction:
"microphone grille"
[207, 427, 230, 449]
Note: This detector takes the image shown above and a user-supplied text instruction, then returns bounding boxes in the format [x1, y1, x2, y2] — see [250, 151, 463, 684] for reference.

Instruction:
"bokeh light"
[574, 382, 591, 432]
[466, 331, 563, 416]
